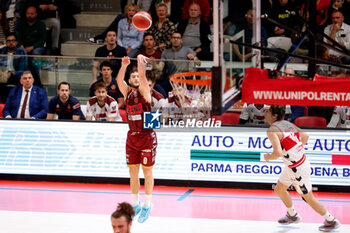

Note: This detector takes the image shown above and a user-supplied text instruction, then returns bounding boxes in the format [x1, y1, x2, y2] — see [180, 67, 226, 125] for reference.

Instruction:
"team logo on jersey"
[143, 110, 161, 129]
[134, 97, 138, 104]
[111, 84, 116, 90]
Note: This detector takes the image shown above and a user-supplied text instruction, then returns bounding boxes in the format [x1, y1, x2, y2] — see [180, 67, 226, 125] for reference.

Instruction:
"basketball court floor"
[0, 180, 349, 233]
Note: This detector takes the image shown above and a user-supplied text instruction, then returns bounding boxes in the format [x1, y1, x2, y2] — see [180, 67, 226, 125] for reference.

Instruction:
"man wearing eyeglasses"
[161, 31, 200, 93]
[0, 32, 28, 103]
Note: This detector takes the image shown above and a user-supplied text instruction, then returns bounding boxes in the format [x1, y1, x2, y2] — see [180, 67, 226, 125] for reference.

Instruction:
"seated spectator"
[316, 44, 345, 76]
[90, 60, 124, 109]
[301, 0, 331, 29]
[238, 103, 267, 125]
[16, 5, 46, 86]
[47, 81, 85, 120]
[223, 1, 252, 36]
[136, 33, 164, 81]
[150, 0, 185, 25]
[146, 3, 176, 51]
[326, 0, 345, 26]
[0, 32, 27, 102]
[89, 1, 152, 44]
[182, 0, 211, 23]
[16, 6, 46, 56]
[327, 106, 350, 128]
[161, 31, 200, 93]
[1, 0, 23, 32]
[117, 3, 144, 58]
[35, 0, 61, 55]
[91, 30, 127, 87]
[177, 2, 212, 60]
[225, 8, 267, 62]
[86, 82, 122, 121]
[3, 70, 48, 119]
[324, 10, 350, 64]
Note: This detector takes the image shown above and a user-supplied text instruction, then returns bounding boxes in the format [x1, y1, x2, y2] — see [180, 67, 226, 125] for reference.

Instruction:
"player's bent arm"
[296, 127, 309, 145]
[137, 55, 151, 103]
[266, 130, 283, 161]
[117, 97, 125, 109]
[116, 56, 131, 98]
[72, 115, 80, 120]
[46, 113, 55, 120]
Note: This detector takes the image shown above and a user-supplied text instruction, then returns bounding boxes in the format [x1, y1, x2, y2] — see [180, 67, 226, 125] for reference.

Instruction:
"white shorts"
[278, 158, 312, 195]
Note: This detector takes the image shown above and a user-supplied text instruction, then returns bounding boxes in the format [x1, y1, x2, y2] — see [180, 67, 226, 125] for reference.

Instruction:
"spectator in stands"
[136, 33, 165, 88]
[225, 8, 267, 61]
[111, 202, 135, 233]
[16, 5, 46, 86]
[327, 106, 350, 128]
[117, 3, 144, 58]
[1, 0, 24, 32]
[238, 103, 267, 125]
[33, 0, 60, 55]
[86, 81, 121, 122]
[223, 1, 252, 36]
[161, 31, 200, 93]
[90, 60, 124, 109]
[177, 2, 212, 60]
[150, 0, 185, 25]
[3, 70, 48, 119]
[0, 32, 27, 102]
[91, 30, 127, 87]
[16, 5, 46, 56]
[316, 44, 345, 76]
[89, 1, 152, 45]
[182, 0, 211, 23]
[146, 3, 176, 51]
[267, 0, 296, 38]
[324, 10, 350, 64]
[326, 0, 345, 26]
[47, 81, 85, 120]
[301, 0, 331, 29]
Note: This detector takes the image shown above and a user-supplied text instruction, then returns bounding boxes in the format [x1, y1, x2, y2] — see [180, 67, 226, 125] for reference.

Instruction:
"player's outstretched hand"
[264, 153, 270, 162]
[137, 54, 148, 64]
[121, 56, 130, 66]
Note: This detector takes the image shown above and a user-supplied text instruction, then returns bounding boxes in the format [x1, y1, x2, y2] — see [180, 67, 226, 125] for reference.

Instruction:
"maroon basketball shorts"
[126, 131, 157, 167]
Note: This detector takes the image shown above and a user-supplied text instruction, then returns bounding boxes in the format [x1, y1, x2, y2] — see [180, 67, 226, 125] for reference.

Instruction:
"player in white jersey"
[86, 82, 122, 121]
[264, 105, 341, 232]
[239, 103, 267, 125]
[327, 106, 350, 128]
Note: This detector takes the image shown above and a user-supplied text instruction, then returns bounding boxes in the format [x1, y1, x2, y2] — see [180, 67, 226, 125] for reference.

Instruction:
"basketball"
[132, 11, 152, 31]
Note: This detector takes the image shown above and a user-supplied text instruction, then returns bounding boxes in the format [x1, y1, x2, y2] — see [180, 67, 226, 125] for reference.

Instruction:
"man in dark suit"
[3, 71, 48, 119]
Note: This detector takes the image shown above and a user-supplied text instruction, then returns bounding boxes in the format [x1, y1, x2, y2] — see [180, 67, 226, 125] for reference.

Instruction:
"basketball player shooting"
[116, 55, 157, 223]
[263, 105, 341, 232]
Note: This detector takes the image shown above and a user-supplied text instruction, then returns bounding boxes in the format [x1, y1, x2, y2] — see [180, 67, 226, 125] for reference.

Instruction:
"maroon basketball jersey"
[125, 89, 152, 132]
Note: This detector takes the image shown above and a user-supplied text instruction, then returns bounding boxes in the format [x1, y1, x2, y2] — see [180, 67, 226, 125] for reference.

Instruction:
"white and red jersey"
[151, 89, 166, 111]
[240, 104, 267, 125]
[271, 120, 306, 168]
[86, 95, 121, 121]
[328, 107, 350, 128]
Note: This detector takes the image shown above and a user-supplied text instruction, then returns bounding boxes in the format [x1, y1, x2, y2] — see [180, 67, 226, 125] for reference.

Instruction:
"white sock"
[144, 194, 152, 207]
[323, 211, 335, 222]
[132, 194, 139, 206]
[287, 206, 297, 216]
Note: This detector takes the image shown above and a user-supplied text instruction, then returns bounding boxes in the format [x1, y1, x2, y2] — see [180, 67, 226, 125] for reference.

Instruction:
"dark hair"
[269, 105, 286, 121]
[100, 60, 113, 71]
[129, 67, 138, 77]
[316, 45, 327, 57]
[111, 202, 135, 223]
[331, 9, 344, 17]
[94, 81, 107, 91]
[5, 32, 16, 40]
[143, 32, 155, 40]
[58, 81, 71, 90]
[146, 70, 156, 83]
[172, 31, 183, 38]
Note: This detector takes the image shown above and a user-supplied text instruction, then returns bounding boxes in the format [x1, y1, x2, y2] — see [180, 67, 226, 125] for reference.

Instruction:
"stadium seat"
[0, 103, 5, 118]
[294, 116, 327, 127]
[119, 109, 127, 122]
[212, 112, 240, 125]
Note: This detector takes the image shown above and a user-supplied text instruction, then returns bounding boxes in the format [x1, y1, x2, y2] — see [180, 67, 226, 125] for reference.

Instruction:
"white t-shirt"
[86, 95, 121, 121]
[327, 106, 350, 128]
[240, 104, 267, 125]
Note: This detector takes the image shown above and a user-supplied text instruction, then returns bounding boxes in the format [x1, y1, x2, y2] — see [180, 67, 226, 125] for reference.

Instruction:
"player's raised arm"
[137, 55, 151, 103]
[116, 56, 131, 98]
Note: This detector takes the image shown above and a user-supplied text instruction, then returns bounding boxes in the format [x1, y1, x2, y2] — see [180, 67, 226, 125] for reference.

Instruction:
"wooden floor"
[0, 180, 349, 233]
